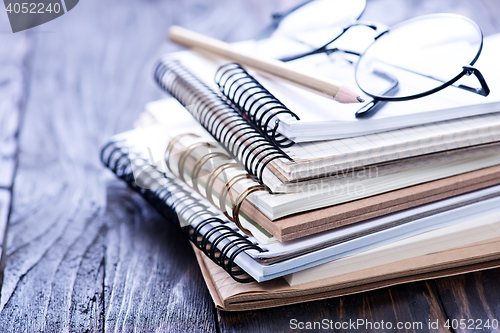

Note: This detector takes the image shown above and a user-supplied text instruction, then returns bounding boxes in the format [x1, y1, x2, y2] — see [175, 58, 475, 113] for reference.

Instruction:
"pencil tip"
[335, 86, 365, 104]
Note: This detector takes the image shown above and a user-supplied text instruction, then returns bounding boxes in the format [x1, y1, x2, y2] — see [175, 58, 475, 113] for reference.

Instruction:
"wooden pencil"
[168, 25, 364, 104]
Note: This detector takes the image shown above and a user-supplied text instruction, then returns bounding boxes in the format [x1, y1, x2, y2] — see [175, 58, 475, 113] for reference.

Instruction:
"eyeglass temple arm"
[355, 70, 399, 117]
[280, 48, 360, 62]
[405, 65, 490, 98]
[279, 22, 382, 62]
[459, 66, 490, 97]
[356, 66, 489, 117]
[371, 60, 490, 99]
[404, 65, 490, 97]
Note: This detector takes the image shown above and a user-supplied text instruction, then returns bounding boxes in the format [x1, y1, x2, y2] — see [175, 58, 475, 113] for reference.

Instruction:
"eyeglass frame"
[272, 11, 490, 116]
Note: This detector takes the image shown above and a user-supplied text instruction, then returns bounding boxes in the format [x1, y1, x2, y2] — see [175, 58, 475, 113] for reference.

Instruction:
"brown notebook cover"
[242, 165, 500, 241]
[193, 238, 500, 311]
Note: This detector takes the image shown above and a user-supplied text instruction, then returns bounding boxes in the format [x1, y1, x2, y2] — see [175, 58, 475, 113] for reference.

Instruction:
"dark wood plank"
[0, 181, 218, 332]
[100, 185, 218, 333]
[0, 17, 30, 303]
[0, 0, 283, 331]
[433, 269, 500, 333]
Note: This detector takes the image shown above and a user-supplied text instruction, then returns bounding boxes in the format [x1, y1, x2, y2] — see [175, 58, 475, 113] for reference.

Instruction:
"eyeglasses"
[262, 0, 490, 116]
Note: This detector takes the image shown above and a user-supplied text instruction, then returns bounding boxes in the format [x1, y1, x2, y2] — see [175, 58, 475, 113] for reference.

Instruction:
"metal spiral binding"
[215, 63, 300, 149]
[154, 57, 294, 189]
[165, 133, 270, 236]
[101, 139, 265, 283]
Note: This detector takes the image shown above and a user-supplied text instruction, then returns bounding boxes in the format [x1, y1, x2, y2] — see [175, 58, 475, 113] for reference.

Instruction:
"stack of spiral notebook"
[101, 33, 500, 311]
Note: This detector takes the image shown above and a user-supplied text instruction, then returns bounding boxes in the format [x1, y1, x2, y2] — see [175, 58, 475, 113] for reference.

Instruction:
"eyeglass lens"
[355, 14, 483, 100]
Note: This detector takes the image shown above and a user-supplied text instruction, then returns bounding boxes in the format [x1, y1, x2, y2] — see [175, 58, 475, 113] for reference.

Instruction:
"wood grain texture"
[0, 31, 30, 189]
[0, 17, 30, 305]
[1, 0, 500, 332]
[0, 0, 280, 331]
[433, 269, 500, 333]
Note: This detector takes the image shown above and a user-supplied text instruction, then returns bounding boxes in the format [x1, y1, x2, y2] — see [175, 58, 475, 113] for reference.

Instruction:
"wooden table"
[1, 0, 500, 331]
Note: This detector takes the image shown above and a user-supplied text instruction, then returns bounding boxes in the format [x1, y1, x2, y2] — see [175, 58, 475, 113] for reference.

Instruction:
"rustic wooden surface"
[0, 0, 500, 332]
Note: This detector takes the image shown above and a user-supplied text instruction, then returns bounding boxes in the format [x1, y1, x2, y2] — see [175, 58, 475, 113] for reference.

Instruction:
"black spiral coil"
[154, 57, 294, 190]
[101, 140, 265, 283]
[215, 63, 299, 148]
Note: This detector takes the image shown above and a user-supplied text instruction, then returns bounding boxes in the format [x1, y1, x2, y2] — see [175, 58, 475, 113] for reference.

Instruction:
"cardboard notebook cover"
[242, 165, 500, 241]
[193, 238, 500, 311]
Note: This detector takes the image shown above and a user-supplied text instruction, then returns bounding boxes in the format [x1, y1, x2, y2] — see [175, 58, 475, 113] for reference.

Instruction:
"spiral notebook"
[101, 125, 500, 283]
[154, 51, 500, 186]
